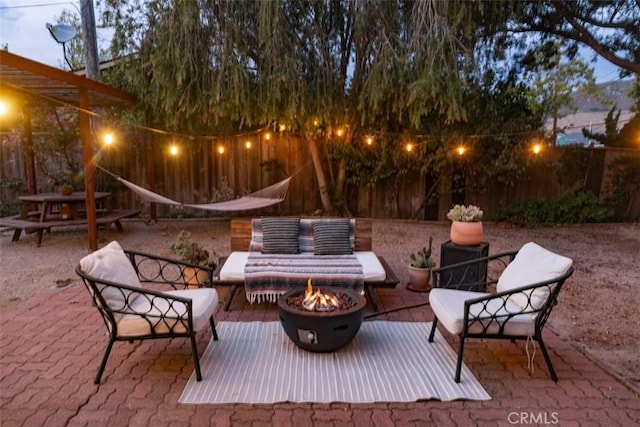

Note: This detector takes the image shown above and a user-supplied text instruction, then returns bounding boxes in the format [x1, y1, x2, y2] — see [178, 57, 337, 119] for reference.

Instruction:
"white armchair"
[428, 242, 574, 382]
[76, 241, 219, 384]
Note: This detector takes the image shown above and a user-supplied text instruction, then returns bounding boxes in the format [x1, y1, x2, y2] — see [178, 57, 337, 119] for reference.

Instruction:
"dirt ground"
[1, 218, 638, 393]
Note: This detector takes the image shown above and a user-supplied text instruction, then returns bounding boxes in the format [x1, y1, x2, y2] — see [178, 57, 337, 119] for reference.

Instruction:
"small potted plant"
[446, 204, 484, 246]
[170, 230, 215, 287]
[407, 236, 436, 292]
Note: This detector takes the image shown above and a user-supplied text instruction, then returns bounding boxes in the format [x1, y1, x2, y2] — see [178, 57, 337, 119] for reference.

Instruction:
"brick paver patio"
[1, 283, 638, 426]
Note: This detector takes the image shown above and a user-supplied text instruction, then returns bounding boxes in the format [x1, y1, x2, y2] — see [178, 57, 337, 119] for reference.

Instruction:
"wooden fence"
[2, 132, 639, 220]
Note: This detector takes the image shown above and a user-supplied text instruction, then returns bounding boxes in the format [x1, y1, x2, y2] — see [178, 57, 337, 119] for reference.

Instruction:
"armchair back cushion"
[497, 242, 573, 310]
[79, 241, 140, 310]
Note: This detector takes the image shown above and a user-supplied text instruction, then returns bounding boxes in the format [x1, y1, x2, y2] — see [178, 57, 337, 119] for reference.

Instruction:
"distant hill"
[549, 80, 636, 145]
[572, 80, 635, 112]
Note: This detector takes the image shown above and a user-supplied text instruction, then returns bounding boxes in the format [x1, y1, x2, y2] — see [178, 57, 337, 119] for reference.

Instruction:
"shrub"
[492, 186, 614, 227]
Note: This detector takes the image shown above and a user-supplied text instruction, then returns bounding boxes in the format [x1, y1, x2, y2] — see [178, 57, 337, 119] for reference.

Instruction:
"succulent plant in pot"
[447, 204, 484, 246]
[407, 236, 436, 292]
[446, 204, 483, 222]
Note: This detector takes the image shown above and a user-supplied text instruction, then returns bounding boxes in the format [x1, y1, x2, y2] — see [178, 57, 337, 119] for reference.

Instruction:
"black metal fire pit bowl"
[278, 287, 366, 352]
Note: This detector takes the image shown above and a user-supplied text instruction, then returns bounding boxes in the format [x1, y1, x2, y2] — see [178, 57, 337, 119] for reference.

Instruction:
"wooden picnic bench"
[0, 209, 140, 246]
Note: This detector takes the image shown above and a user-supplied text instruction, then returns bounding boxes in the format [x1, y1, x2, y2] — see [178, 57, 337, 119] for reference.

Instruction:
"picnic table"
[0, 191, 139, 246]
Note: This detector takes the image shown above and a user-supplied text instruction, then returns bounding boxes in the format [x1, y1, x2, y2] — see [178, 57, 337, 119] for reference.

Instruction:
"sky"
[0, 0, 627, 82]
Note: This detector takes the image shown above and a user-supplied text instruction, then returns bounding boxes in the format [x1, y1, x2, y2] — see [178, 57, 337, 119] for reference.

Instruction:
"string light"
[265, 132, 271, 141]
[456, 145, 466, 156]
[217, 145, 225, 154]
[169, 144, 179, 156]
[405, 143, 414, 152]
[532, 143, 542, 154]
[336, 128, 344, 137]
[245, 141, 252, 149]
[0, 100, 7, 116]
[103, 132, 114, 146]
[366, 136, 374, 146]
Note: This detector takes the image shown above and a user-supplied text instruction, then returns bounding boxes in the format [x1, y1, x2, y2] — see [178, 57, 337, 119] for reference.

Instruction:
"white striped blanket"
[244, 252, 364, 303]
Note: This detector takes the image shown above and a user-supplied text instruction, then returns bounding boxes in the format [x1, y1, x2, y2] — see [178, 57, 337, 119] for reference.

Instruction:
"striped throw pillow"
[261, 217, 300, 254]
[299, 219, 314, 252]
[312, 219, 353, 255]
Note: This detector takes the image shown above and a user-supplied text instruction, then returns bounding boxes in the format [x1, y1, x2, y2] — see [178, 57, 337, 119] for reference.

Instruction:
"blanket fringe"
[246, 291, 283, 304]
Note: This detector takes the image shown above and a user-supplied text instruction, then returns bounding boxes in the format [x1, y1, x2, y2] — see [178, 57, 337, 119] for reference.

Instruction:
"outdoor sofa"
[215, 217, 398, 311]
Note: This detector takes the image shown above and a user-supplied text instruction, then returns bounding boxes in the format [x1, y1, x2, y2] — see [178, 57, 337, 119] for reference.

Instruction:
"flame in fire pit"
[303, 279, 340, 312]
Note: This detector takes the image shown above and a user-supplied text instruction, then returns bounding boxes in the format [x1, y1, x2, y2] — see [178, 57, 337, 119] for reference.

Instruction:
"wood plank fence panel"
[2, 133, 638, 220]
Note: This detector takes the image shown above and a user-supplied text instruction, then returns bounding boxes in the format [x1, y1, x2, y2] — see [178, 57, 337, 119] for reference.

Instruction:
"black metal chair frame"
[75, 249, 218, 384]
[427, 250, 574, 382]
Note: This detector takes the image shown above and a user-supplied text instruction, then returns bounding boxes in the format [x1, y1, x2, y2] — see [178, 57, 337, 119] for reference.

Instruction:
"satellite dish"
[46, 23, 77, 43]
[46, 23, 77, 69]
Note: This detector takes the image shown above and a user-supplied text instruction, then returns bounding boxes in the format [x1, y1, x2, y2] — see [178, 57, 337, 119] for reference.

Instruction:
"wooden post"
[145, 109, 156, 222]
[79, 88, 97, 251]
[147, 136, 157, 222]
[21, 104, 37, 194]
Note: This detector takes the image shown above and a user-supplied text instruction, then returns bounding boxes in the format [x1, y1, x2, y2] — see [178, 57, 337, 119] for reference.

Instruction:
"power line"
[0, 2, 74, 9]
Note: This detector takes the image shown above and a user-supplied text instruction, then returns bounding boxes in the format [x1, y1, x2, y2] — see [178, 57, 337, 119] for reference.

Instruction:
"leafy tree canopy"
[505, 0, 640, 76]
[92, 0, 638, 214]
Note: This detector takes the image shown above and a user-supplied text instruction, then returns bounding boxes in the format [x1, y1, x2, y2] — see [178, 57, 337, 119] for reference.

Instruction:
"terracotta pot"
[407, 265, 432, 292]
[450, 221, 484, 246]
[182, 266, 209, 289]
[59, 186, 73, 196]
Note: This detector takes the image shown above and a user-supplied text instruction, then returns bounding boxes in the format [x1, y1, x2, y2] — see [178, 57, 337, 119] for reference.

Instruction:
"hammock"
[98, 167, 291, 212]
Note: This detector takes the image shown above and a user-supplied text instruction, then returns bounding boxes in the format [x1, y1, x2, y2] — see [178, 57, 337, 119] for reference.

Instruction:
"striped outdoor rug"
[179, 321, 491, 404]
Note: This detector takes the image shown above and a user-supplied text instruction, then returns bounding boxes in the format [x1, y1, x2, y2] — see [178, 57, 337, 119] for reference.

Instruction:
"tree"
[102, 0, 485, 214]
[505, 0, 640, 76]
[582, 104, 622, 146]
[523, 44, 599, 143]
[99, 1, 634, 215]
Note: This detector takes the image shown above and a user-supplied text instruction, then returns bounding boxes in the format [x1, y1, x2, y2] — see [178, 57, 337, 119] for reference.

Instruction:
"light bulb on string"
[245, 141, 252, 149]
[532, 143, 542, 154]
[456, 145, 466, 156]
[265, 132, 271, 141]
[217, 145, 225, 154]
[169, 144, 179, 156]
[103, 132, 114, 146]
[405, 143, 414, 152]
[366, 136, 374, 146]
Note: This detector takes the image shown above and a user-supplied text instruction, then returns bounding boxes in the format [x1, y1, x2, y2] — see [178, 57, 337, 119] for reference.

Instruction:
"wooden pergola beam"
[0, 51, 136, 251]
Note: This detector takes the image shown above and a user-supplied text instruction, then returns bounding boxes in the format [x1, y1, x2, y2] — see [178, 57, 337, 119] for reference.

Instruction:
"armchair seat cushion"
[116, 288, 218, 338]
[429, 289, 536, 337]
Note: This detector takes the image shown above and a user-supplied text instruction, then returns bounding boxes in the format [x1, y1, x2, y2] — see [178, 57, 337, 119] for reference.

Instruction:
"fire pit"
[278, 280, 366, 352]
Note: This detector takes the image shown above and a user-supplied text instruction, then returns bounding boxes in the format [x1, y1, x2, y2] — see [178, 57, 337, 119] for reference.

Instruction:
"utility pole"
[80, 0, 100, 80]
[79, 0, 100, 250]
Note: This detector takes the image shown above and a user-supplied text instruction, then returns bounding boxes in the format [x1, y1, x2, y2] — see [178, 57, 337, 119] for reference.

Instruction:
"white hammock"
[102, 168, 291, 212]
